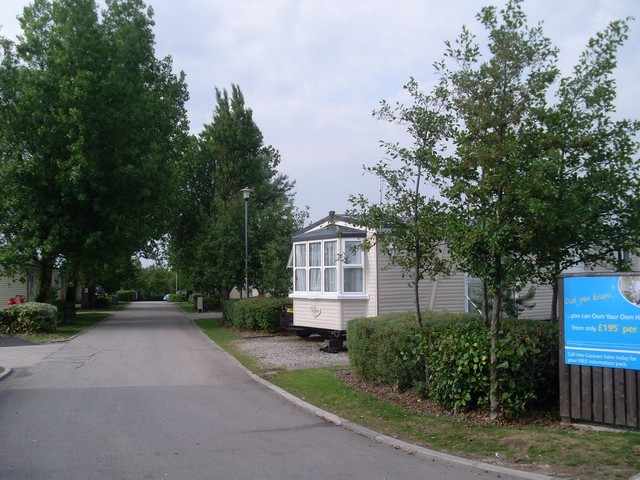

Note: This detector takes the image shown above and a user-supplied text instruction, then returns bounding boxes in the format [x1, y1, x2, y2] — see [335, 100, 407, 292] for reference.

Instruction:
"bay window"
[292, 238, 364, 295]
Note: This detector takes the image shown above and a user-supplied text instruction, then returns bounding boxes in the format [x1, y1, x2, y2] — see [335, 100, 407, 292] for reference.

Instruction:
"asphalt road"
[0, 302, 528, 480]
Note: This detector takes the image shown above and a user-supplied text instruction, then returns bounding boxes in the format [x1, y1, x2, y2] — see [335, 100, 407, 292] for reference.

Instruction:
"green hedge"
[222, 299, 237, 323]
[0, 302, 59, 334]
[117, 290, 137, 302]
[51, 299, 76, 325]
[227, 297, 290, 333]
[168, 293, 186, 303]
[347, 312, 559, 418]
[93, 296, 113, 309]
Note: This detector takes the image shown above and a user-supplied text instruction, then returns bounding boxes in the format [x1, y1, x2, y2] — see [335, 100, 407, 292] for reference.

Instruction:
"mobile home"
[286, 212, 555, 339]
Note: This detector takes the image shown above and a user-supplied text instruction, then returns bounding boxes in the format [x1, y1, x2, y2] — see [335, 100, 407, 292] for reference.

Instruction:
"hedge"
[117, 290, 137, 302]
[227, 297, 291, 333]
[51, 299, 76, 325]
[0, 302, 59, 335]
[347, 312, 559, 418]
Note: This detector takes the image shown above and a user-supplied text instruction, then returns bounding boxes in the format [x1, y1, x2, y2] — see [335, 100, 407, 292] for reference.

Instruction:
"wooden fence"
[559, 363, 639, 428]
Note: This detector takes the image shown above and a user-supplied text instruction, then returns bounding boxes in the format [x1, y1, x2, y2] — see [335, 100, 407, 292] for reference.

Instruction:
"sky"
[1, 0, 639, 224]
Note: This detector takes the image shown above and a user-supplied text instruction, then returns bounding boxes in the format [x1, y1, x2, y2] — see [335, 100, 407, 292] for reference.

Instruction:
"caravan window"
[291, 238, 364, 296]
[294, 244, 307, 292]
[343, 240, 364, 292]
[324, 241, 337, 292]
[309, 242, 322, 291]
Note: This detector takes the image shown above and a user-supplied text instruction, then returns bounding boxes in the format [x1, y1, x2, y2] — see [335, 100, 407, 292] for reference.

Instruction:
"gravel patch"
[235, 335, 350, 370]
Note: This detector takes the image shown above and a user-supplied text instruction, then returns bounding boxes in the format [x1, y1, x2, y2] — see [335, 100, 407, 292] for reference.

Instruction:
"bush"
[222, 299, 237, 324]
[0, 302, 58, 334]
[227, 297, 290, 333]
[422, 322, 491, 413]
[51, 299, 76, 326]
[117, 290, 136, 302]
[347, 311, 559, 418]
[202, 296, 221, 311]
[347, 312, 422, 391]
[93, 296, 112, 309]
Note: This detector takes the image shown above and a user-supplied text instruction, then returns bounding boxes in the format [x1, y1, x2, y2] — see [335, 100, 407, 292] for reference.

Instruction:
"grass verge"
[194, 317, 266, 373]
[26, 311, 113, 343]
[270, 368, 639, 480]
[177, 302, 197, 314]
[195, 318, 640, 480]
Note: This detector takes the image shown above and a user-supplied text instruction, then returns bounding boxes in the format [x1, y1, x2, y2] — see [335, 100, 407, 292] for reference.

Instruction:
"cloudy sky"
[1, 0, 639, 222]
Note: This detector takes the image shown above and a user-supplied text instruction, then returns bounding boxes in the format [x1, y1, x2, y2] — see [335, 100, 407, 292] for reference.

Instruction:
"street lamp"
[240, 187, 252, 299]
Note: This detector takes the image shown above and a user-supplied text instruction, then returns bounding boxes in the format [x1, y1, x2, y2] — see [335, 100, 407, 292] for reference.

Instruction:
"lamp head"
[240, 187, 252, 200]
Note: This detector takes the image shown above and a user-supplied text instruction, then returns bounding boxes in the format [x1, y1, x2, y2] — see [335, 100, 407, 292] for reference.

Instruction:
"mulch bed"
[333, 368, 560, 428]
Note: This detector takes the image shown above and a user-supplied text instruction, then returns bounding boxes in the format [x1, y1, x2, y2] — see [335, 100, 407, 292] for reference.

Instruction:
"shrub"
[168, 293, 184, 302]
[227, 297, 290, 333]
[347, 312, 422, 391]
[51, 299, 76, 326]
[222, 299, 237, 324]
[93, 296, 112, 309]
[0, 302, 58, 335]
[422, 322, 491, 413]
[423, 318, 559, 416]
[347, 311, 560, 418]
[202, 296, 221, 312]
[117, 290, 136, 302]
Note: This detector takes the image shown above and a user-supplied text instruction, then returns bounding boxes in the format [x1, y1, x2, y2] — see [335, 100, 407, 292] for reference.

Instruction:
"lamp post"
[240, 187, 252, 299]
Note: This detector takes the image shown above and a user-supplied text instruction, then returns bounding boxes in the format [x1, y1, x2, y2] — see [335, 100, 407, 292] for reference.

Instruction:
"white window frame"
[291, 238, 367, 299]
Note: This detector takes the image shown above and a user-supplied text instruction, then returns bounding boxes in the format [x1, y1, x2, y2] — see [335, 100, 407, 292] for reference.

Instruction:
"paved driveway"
[0, 302, 531, 480]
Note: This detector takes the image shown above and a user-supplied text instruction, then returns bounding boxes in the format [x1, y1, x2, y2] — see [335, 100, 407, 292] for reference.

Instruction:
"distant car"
[163, 294, 170, 301]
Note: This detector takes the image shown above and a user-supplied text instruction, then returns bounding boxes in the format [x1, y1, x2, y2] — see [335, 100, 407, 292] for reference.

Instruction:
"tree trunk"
[413, 279, 422, 328]
[36, 258, 56, 303]
[81, 285, 96, 309]
[490, 288, 502, 420]
[482, 280, 490, 327]
[550, 261, 560, 322]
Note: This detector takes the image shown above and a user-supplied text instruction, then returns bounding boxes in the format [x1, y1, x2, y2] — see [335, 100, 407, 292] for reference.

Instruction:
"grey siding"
[519, 283, 554, 320]
[0, 276, 28, 306]
[431, 272, 467, 312]
[376, 253, 466, 315]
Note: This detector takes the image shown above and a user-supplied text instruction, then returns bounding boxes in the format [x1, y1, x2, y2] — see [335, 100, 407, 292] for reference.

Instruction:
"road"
[0, 302, 529, 480]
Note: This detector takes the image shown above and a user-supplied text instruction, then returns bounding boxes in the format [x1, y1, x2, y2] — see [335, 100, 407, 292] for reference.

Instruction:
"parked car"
[163, 294, 170, 301]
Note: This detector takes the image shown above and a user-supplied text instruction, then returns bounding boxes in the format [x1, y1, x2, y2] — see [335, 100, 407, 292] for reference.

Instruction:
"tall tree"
[366, 0, 638, 418]
[170, 85, 305, 301]
[0, 0, 189, 302]
[522, 18, 640, 320]
[350, 78, 453, 327]
[433, 0, 561, 419]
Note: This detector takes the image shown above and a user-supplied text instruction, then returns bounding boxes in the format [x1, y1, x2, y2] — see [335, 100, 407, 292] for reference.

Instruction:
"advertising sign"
[563, 274, 640, 371]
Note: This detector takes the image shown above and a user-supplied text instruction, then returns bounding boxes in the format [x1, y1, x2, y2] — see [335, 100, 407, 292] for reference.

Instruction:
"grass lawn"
[176, 302, 197, 314]
[194, 317, 265, 373]
[194, 317, 640, 480]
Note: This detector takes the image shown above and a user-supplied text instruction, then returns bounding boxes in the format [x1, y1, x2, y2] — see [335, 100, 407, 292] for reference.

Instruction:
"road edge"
[188, 315, 560, 480]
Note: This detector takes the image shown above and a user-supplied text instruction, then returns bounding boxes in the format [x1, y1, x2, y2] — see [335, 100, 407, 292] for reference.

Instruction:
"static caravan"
[0, 268, 65, 306]
[285, 212, 557, 341]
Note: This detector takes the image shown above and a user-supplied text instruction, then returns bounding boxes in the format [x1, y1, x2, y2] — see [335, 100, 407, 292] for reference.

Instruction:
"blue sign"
[564, 275, 640, 370]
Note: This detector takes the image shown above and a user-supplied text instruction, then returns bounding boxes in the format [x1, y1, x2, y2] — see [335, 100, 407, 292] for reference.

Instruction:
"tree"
[169, 85, 305, 301]
[522, 18, 640, 320]
[434, 1, 561, 418]
[367, 0, 638, 418]
[136, 264, 174, 300]
[0, 0, 189, 304]
[350, 79, 453, 327]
